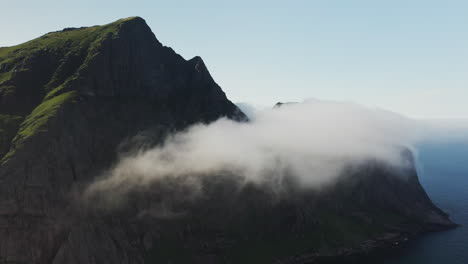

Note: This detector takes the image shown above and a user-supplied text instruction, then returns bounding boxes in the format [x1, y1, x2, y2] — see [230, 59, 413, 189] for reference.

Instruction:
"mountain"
[0, 17, 454, 264]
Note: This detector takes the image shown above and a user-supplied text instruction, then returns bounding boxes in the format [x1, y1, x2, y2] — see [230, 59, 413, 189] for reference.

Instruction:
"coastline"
[275, 222, 458, 264]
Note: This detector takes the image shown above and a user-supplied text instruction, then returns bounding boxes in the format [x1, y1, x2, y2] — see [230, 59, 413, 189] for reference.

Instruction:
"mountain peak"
[114, 16, 145, 23]
[0, 17, 453, 264]
[0, 16, 243, 163]
[110, 16, 150, 31]
[273, 102, 297, 108]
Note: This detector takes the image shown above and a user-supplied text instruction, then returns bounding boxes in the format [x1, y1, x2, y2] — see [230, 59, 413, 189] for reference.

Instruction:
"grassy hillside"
[0, 17, 142, 163]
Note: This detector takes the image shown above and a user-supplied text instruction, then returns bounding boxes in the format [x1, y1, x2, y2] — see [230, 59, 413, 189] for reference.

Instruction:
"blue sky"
[2, 0, 468, 118]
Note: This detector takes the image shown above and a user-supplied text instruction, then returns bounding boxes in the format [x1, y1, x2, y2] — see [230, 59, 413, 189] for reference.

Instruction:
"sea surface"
[379, 141, 468, 264]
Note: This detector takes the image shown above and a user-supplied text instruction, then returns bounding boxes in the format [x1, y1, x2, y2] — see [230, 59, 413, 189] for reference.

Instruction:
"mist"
[86, 99, 424, 199]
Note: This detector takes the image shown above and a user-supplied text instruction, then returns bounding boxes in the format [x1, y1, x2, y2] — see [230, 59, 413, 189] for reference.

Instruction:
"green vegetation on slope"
[0, 114, 24, 140]
[1, 90, 78, 163]
[0, 16, 142, 94]
[0, 114, 24, 162]
[0, 71, 12, 84]
[14, 91, 77, 143]
[0, 17, 139, 64]
[1, 91, 77, 164]
[0, 17, 143, 163]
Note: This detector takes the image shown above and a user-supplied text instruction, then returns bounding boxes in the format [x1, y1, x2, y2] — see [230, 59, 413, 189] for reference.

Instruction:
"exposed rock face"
[0, 17, 454, 264]
[0, 17, 243, 264]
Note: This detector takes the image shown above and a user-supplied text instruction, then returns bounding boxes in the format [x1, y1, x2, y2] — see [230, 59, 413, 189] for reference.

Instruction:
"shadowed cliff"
[0, 17, 454, 264]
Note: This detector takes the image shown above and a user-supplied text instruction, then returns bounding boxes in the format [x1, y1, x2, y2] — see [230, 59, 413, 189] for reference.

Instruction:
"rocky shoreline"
[275, 223, 458, 264]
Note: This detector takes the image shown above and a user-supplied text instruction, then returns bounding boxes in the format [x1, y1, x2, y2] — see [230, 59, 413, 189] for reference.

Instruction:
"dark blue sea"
[380, 141, 468, 264]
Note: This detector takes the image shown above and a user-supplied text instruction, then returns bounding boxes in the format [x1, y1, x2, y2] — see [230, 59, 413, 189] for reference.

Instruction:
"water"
[381, 141, 468, 264]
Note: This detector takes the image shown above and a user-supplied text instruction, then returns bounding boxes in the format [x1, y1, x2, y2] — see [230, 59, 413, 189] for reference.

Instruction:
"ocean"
[379, 141, 468, 264]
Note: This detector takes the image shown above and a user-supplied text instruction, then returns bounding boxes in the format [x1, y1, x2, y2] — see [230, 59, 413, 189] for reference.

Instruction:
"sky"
[1, 0, 468, 119]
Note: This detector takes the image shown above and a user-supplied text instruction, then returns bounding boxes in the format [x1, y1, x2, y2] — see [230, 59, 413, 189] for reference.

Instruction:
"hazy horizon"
[1, 2, 467, 263]
[2, 0, 468, 119]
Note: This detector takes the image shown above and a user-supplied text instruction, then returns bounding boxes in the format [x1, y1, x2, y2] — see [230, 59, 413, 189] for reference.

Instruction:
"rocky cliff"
[0, 17, 454, 264]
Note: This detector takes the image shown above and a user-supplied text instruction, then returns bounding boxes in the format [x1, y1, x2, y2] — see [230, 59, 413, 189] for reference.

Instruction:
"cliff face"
[0, 17, 244, 264]
[0, 17, 454, 264]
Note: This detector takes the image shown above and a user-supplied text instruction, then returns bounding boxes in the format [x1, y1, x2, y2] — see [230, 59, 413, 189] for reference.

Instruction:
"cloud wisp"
[86, 100, 421, 201]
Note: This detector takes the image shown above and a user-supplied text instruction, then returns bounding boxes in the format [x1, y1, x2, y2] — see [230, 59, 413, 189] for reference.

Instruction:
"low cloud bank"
[86, 100, 422, 199]
[417, 118, 468, 142]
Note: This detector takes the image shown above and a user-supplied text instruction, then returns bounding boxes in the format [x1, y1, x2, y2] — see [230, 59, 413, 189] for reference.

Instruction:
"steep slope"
[0, 17, 454, 264]
[0, 17, 244, 264]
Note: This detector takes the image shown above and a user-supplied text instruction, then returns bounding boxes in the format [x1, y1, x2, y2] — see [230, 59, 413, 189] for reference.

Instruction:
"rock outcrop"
[0, 17, 243, 264]
[0, 17, 454, 264]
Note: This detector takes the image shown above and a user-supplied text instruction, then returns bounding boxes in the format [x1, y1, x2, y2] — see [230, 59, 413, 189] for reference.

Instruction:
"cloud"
[86, 99, 420, 201]
[235, 102, 259, 120]
[416, 118, 468, 142]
